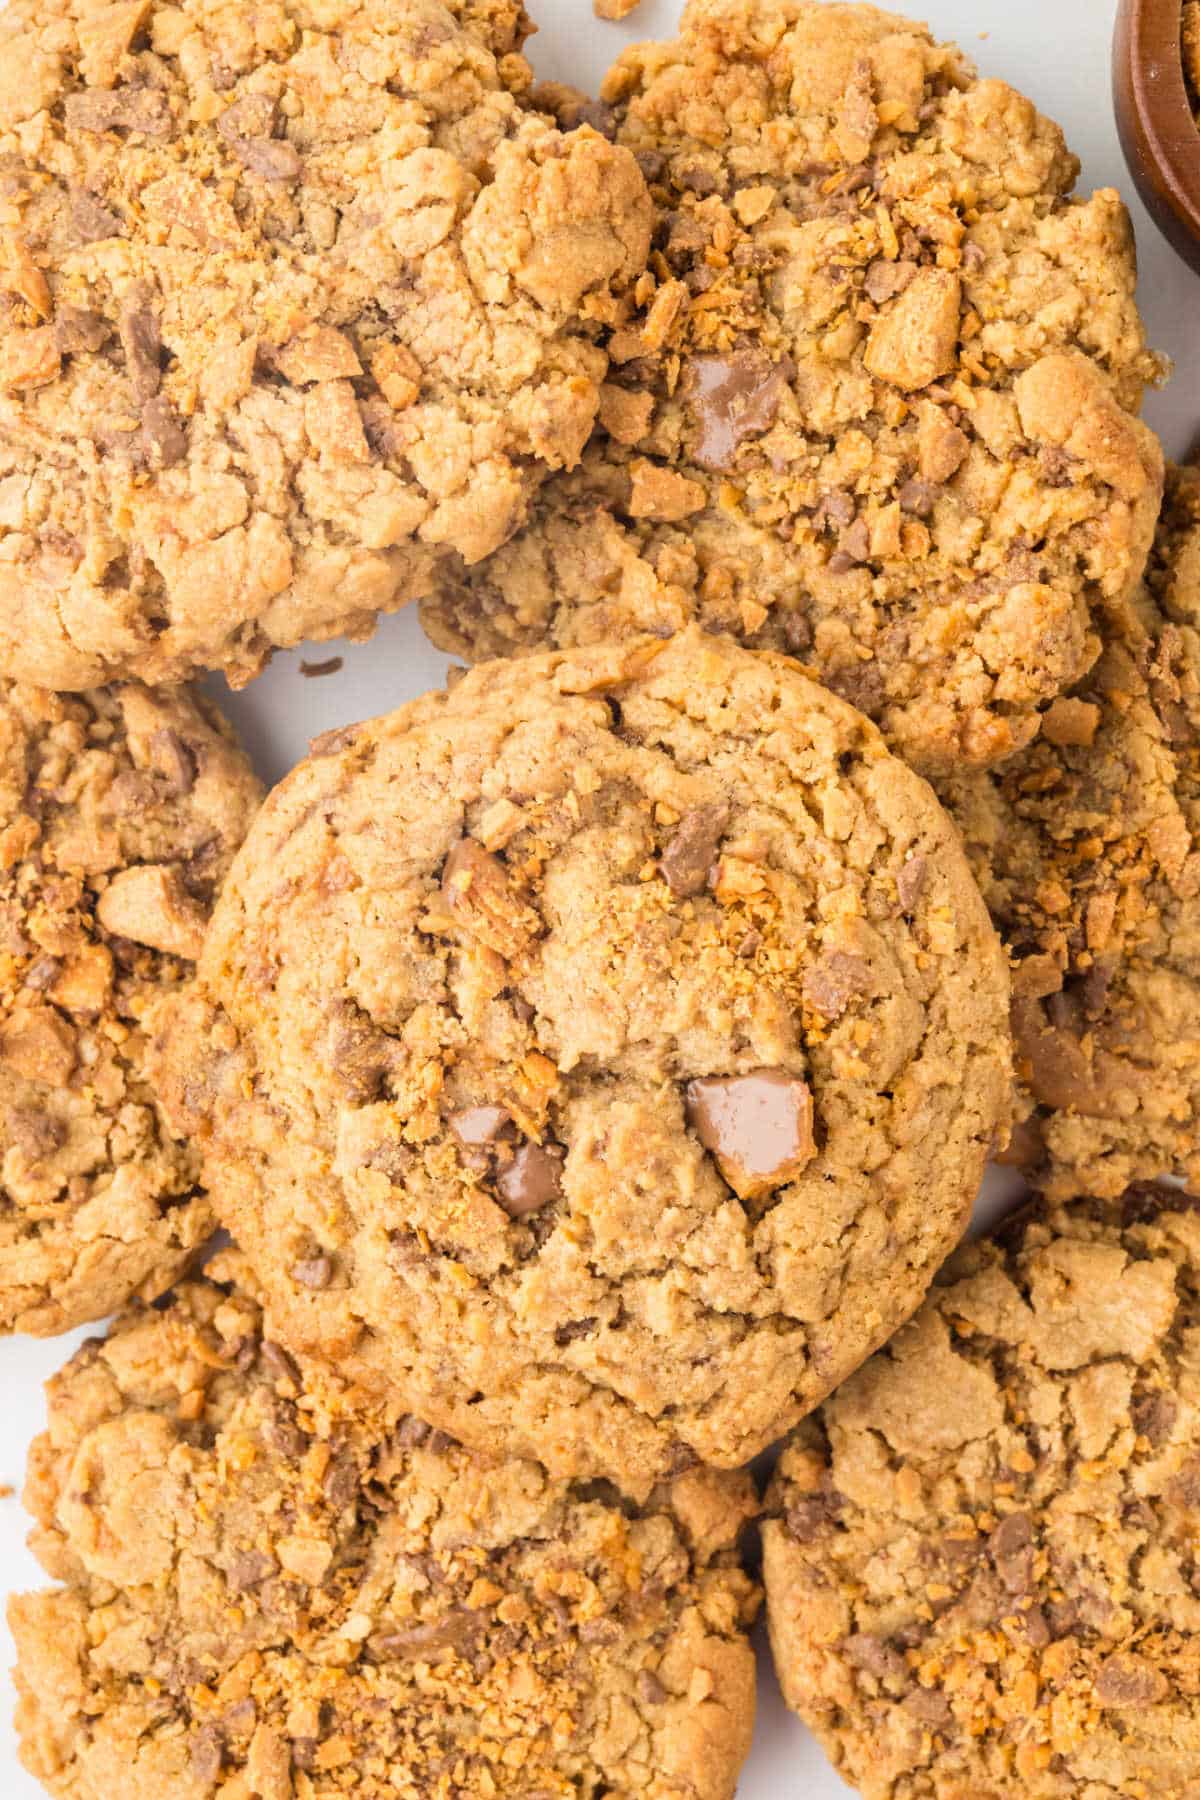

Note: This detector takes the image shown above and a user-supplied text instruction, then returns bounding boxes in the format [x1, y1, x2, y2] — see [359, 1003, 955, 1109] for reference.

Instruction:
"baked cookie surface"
[765, 1189, 1200, 1800]
[0, 679, 260, 1335]
[10, 1258, 760, 1800]
[422, 0, 1164, 771]
[0, 0, 651, 689]
[941, 462, 1200, 1201]
[159, 629, 1012, 1493]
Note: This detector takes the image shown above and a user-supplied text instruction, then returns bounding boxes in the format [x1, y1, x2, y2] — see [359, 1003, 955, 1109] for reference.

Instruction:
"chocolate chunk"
[837, 516, 871, 565]
[1095, 1653, 1169, 1708]
[815, 489, 855, 531]
[217, 93, 277, 140]
[396, 1416, 431, 1449]
[323, 1451, 358, 1510]
[1131, 1390, 1177, 1447]
[905, 1688, 951, 1726]
[785, 1483, 842, 1542]
[227, 1550, 275, 1591]
[988, 1512, 1035, 1594]
[896, 856, 927, 911]
[119, 285, 162, 400]
[5, 1107, 67, 1158]
[217, 94, 302, 181]
[300, 656, 344, 679]
[140, 395, 188, 468]
[310, 725, 360, 758]
[64, 87, 173, 138]
[638, 1669, 668, 1705]
[450, 1105, 513, 1148]
[191, 1724, 224, 1783]
[149, 728, 197, 794]
[70, 187, 124, 243]
[660, 802, 730, 898]
[370, 1612, 481, 1662]
[863, 258, 918, 304]
[495, 1142, 564, 1218]
[1020, 1604, 1051, 1648]
[842, 1634, 905, 1681]
[236, 135, 303, 182]
[802, 951, 871, 1019]
[439, 837, 542, 961]
[687, 352, 789, 472]
[55, 306, 110, 355]
[259, 1341, 300, 1388]
[685, 1069, 816, 1201]
[897, 478, 938, 517]
[291, 1256, 333, 1289]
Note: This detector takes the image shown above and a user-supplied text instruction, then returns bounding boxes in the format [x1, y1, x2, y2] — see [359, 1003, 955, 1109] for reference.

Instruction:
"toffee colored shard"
[9, 1256, 760, 1800]
[765, 1187, 1200, 1800]
[155, 628, 1012, 1494]
[423, 0, 1166, 773]
[0, 0, 651, 689]
[0, 679, 260, 1335]
[940, 462, 1200, 1200]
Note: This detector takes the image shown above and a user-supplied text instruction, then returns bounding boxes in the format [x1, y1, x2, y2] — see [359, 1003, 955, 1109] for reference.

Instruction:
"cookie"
[0, 0, 652, 691]
[764, 1187, 1200, 1800]
[940, 462, 1200, 1202]
[0, 679, 260, 1335]
[156, 628, 1012, 1494]
[422, 0, 1165, 772]
[9, 1256, 760, 1800]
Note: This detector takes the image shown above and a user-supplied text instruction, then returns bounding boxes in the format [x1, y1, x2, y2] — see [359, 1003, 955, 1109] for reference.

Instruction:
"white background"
[1, 2, 1198, 1794]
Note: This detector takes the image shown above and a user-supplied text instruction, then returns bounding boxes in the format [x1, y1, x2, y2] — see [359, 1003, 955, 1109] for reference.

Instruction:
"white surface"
[0, 1, 1197, 1794]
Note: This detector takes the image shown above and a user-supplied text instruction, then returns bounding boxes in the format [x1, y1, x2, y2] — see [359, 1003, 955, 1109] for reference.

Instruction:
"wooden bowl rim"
[1116, 0, 1200, 236]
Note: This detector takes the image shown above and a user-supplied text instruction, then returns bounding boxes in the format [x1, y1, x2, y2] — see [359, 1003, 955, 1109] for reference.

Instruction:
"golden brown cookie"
[10, 1255, 760, 1800]
[157, 628, 1012, 1495]
[422, 0, 1164, 772]
[0, 680, 260, 1334]
[940, 463, 1200, 1201]
[0, 0, 651, 690]
[764, 1187, 1200, 1800]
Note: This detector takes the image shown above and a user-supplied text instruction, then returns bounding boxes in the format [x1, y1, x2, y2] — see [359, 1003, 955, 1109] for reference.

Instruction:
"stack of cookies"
[0, 1, 1197, 1795]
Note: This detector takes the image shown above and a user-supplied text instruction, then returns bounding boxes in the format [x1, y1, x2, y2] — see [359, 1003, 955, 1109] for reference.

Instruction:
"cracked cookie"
[764, 1187, 1200, 1799]
[9, 1255, 760, 1800]
[940, 462, 1200, 1202]
[0, 679, 260, 1335]
[156, 628, 1012, 1494]
[0, 0, 652, 690]
[422, 0, 1165, 772]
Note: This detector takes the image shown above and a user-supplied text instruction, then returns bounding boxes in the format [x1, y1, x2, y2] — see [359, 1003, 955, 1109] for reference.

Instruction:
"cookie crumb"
[595, 0, 643, 16]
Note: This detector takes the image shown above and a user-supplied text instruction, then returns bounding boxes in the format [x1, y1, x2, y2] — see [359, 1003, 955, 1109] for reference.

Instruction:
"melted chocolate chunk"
[687, 352, 789, 472]
[660, 802, 730, 897]
[685, 1068, 816, 1201]
[495, 1142, 564, 1218]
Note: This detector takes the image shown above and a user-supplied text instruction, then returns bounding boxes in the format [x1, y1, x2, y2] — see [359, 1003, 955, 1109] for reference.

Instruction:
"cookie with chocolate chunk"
[764, 1188, 1200, 1800]
[0, 680, 260, 1334]
[157, 628, 1011, 1494]
[10, 1256, 760, 1800]
[422, 0, 1164, 772]
[0, 0, 651, 690]
[940, 462, 1200, 1201]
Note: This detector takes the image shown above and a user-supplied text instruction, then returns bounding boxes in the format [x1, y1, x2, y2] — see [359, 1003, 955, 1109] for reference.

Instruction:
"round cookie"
[0, 679, 260, 1335]
[764, 1188, 1200, 1800]
[9, 1256, 760, 1800]
[940, 462, 1200, 1202]
[0, 0, 651, 690]
[422, 0, 1165, 772]
[158, 628, 1012, 1494]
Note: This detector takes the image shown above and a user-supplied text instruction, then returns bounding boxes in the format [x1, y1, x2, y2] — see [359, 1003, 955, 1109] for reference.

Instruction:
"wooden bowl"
[1114, 0, 1200, 275]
